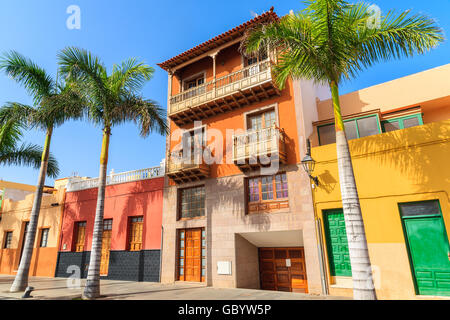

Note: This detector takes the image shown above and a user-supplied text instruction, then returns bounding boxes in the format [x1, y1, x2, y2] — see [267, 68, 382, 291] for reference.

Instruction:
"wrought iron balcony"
[232, 126, 287, 172]
[169, 60, 280, 125]
[167, 147, 210, 184]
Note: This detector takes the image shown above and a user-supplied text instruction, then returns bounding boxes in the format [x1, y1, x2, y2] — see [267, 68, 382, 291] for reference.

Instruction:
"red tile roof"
[157, 7, 278, 71]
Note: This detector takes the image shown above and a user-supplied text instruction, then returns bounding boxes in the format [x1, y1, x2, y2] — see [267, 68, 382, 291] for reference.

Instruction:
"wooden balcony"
[167, 150, 210, 184]
[169, 60, 280, 126]
[232, 126, 287, 172]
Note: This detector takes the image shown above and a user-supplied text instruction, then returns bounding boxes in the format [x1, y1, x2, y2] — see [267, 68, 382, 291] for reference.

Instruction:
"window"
[4, 231, 13, 249]
[382, 114, 423, 133]
[248, 173, 289, 204]
[128, 216, 143, 251]
[179, 186, 205, 219]
[247, 108, 276, 130]
[399, 200, 441, 218]
[244, 51, 268, 76]
[74, 222, 86, 252]
[39, 228, 49, 248]
[318, 115, 381, 145]
[183, 75, 206, 99]
[184, 76, 205, 91]
[103, 219, 113, 231]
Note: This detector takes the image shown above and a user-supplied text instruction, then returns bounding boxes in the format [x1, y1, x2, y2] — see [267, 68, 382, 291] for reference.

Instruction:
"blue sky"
[0, 0, 448, 186]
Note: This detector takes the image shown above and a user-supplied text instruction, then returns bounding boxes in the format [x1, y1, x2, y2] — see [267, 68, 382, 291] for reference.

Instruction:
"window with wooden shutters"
[74, 222, 86, 252]
[128, 216, 143, 251]
[247, 173, 289, 213]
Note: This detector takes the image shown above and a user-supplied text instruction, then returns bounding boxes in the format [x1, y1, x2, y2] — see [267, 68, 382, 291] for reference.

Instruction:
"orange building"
[0, 180, 67, 277]
[158, 8, 330, 294]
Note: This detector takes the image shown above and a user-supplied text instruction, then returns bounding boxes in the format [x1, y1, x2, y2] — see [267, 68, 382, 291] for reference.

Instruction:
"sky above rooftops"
[0, 0, 448, 186]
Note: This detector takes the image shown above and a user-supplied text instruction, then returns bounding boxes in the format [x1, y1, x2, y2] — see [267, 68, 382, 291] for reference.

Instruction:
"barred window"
[40, 228, 49, 248]
[179, 186, 205, 219]
[103, 219, 113, 231]
[4, 232, 13, 249]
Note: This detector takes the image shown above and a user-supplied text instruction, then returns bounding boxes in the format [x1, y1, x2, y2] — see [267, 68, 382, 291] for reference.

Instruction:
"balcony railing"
[233, 126, 287, 171]
[66, 165, 164, 192]
[167, 146, 210, 184]
[169, 60, 277, 123]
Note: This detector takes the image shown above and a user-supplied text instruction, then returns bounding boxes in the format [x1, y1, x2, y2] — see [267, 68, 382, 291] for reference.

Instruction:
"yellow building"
[0, 180, 67, 277]
[310, 64, 450, 299]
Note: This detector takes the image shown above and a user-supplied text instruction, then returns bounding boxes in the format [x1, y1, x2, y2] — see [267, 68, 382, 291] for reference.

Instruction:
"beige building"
[0, 180, 67, 277]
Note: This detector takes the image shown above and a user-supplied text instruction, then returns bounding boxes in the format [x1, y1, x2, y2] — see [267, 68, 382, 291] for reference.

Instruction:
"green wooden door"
[324, 209, 352, 277]
[401, 201, 450, 296]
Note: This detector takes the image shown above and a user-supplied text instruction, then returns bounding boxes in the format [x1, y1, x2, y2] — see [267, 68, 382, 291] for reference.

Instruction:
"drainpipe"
[316, 218, 329, 295]
[159, 225, 164, 282]
[310, 175, 329, 295]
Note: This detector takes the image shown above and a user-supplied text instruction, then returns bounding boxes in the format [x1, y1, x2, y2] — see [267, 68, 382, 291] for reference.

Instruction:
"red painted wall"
[59, 177, 164, 252]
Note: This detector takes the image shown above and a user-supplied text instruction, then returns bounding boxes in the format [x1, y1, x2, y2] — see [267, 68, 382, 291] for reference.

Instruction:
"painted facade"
[0, 181, 66, 277]
[159, 6, 450, 298]
[158, 9, 329, 293]
[55, 170, 164, 282]
[310, 65, 450, 299]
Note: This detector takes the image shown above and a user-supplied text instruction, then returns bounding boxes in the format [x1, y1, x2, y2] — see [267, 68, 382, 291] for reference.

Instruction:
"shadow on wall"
[314, 120, 450, 197]
[61, 179, 162, 252]
[207, 176, 271, 232]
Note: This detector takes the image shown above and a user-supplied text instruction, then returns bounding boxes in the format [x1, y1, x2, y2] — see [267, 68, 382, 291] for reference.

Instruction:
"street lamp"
[301, 139, 319, 186]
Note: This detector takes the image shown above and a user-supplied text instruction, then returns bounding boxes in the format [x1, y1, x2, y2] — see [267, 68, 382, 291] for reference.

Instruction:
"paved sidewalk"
[0, 275, 349, 300]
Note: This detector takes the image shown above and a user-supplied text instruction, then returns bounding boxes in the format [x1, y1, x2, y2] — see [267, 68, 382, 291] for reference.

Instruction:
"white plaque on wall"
[217, 261, 232, 275]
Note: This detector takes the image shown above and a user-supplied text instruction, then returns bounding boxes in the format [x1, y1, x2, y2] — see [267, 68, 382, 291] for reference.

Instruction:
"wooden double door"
[259, 247, 308, 293]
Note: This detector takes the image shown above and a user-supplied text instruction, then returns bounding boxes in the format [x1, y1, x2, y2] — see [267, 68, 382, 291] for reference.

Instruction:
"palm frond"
[0, 143, 60, 178]
[0, 102, 35, 127]
[241, 0, 444, 86]
[0, 120, 23, 151]
[0, 51, 55, 104]
[58, 47, 109, 107]
[110, 58, 154, 95]
[109, 95, 168, 137]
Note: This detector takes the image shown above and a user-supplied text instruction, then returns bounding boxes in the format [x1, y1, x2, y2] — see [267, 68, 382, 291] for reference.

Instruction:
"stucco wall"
[60, 177, 164, 252]
[312, 119, 450, 299]
[161, 164, 323, 294]
[0, 188, 65, 277]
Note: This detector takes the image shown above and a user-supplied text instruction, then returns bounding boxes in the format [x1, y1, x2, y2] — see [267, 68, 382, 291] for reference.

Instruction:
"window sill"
[248, 199, 289, 214]
[178, 216, 206, 221]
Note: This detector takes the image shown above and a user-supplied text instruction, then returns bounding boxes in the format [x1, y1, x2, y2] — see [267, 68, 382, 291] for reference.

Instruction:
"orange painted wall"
[168, 46, 301, 180]
[0, 247, 58, 277]
[60, 177, 164, 253]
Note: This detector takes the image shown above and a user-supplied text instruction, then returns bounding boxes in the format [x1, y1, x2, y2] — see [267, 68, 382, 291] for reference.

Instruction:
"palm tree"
[241, 0, 443, 299]
[0, 51, 86, 292]
[0, 118, 59, 176]
[58, 47, 168, 299]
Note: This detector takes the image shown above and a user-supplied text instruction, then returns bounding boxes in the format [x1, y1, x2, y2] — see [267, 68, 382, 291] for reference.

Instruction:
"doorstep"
[329, 276, 352, 289]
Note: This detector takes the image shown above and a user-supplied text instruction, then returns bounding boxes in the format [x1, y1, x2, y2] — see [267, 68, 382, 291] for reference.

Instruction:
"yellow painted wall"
[312, 119, 450, 299]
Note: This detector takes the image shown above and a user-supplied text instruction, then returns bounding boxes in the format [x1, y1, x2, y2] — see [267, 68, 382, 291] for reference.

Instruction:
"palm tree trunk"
[82, 127, 110, 299]
[10, 126, 53, 292]
[331, 81, 377, 300]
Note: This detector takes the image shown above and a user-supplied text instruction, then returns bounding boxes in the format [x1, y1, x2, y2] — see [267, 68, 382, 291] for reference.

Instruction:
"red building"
[55, 166, 164, 282]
